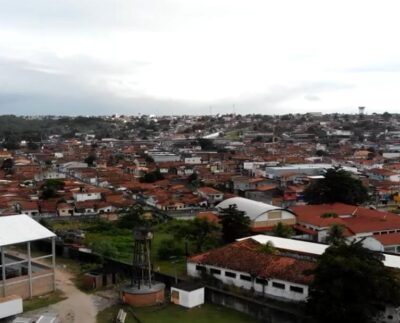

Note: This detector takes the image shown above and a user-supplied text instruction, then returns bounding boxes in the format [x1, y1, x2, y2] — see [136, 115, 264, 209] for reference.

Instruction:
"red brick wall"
[121, 289, 165, 306]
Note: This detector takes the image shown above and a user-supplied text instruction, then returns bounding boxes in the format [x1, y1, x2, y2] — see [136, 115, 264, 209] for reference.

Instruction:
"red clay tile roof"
[292, 203, 400, 234]
[196, 211, 219, 223]
[189, 239, 315, 284]
[256, 184, 277, 192]
[374, 233, 400, 246]
[197, 187, 222, 195]
[369, 168, 397, 176]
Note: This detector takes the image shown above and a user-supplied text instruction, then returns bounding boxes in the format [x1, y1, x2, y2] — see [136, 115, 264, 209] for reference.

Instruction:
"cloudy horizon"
[1, 0, 400, 115]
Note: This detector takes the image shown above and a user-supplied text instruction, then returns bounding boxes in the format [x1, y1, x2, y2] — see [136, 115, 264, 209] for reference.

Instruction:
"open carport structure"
[0, 214, 56, 299]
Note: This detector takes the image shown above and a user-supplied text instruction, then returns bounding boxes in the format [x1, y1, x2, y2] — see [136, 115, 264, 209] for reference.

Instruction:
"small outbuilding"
[170, 282, 204, 308]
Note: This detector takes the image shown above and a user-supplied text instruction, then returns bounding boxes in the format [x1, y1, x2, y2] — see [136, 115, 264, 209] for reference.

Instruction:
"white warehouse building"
[216, 197, 296, 232]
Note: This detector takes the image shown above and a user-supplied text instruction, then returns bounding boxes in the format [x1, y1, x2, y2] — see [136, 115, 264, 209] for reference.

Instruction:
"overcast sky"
[1, 0, 400, 115]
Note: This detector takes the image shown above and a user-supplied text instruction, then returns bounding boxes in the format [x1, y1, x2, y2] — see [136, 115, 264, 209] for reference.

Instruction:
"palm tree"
[326, 224, 346, 246]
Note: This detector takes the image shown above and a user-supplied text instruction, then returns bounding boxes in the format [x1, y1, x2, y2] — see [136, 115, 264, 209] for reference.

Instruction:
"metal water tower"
[359, 106, 365, 115]
[131, 227, 153, 289]
[120, 227, 165, 306]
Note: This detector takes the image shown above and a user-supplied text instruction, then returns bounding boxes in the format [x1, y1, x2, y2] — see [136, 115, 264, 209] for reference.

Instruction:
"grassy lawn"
[49, 219, 191, 277]
[23, 289, 67, 312]
[97, 303, 256, 323]
[224, 130, 241, 140]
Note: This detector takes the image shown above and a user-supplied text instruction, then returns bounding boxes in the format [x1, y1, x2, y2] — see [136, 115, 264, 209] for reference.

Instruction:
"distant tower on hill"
[358, 106, 365, 115]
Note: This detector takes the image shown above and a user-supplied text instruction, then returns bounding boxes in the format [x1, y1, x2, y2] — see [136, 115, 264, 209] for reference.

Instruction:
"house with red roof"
[188, 239, 315, 302]
[291, 203, 400, 253]
[197, 187, 224, 205]
[366, 168, 400, 182]
[196, 211, 219, 223]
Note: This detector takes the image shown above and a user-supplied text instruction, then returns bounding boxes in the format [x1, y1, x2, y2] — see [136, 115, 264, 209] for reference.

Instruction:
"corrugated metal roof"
[239, 234, 327, 255]
[0, 214, 55, 247]
[216, 197, 283, 220]
[240, 234, 400, 269]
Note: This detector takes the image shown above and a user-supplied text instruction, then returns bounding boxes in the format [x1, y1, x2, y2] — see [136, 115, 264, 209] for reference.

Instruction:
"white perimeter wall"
[187, 262, 308, 302]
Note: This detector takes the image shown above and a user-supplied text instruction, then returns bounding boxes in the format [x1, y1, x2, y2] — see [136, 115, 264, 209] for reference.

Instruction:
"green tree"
[382, 111, 392, 121]
[187, 172, 198, 183]
[197, 138, 215, 151]
[117, 206, 146, 229]
[320, 212, 338, 218]
[2, 140, 20, 150]
[169, 218, 221, 253]
[273, 222, 294, 238]
[304, 168, 369, 205]
[90, 240, 118, 260]
[218, 205, 251, 243]
[307, 241, 400, 323]
[258, 241, 279, 255]
[139, 169, 164, 183]
[27, 141, 39, 150]
[1, 158, 14, 175]
[326, 224, 346, 246]
[39, 218, 53, 230]
[41, 179, 65, 199]
[84, 154, 97, 167]
[157, 238, 184, 260]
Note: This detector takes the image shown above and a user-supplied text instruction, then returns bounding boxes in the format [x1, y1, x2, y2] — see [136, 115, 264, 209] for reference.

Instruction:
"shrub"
[157, 239, 183, 260]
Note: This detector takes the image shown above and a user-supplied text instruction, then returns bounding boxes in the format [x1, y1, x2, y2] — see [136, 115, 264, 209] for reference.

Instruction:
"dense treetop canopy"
[304, 167, 369, 205]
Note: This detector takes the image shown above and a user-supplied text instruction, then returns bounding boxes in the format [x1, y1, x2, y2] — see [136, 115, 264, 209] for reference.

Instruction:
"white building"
[72, 189, 102, 202]
[216, 197, 296, 231]
[34, 171, 67, 181]
[147, 151, 181, 163]
[184, 157, 202, 165]
[187, 238, 314, 302]
[171, 282, 204, 308]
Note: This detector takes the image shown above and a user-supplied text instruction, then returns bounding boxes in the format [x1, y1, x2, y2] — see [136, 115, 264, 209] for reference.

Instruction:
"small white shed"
[0, 295, 23, 319]
[171, 282, 204, 308]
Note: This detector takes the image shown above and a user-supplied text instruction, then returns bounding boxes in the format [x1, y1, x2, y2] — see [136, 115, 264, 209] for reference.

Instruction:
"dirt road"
[40, 269, 97, 323]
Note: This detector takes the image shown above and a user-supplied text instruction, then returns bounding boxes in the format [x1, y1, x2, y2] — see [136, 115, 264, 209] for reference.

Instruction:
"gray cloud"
[0, 0, 396, 115]
[0, 54, 353, 116]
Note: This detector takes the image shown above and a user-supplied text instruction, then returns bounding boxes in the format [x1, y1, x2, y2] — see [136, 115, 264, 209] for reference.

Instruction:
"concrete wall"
[206, 286, 309, 323]
[0, 270, 54, 299]
[187, 263, 308, 302]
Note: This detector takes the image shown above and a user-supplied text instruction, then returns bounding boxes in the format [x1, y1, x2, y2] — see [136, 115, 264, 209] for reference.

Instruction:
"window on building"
[289, 286, 304, 294]
[256, 278, 268, 285]
[196, 265, 206, 272]
[210, 268, 221, 275]
[240, 275, 251, 282]
[225, 271, 236, 278]
[272, 282, 285, 289]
